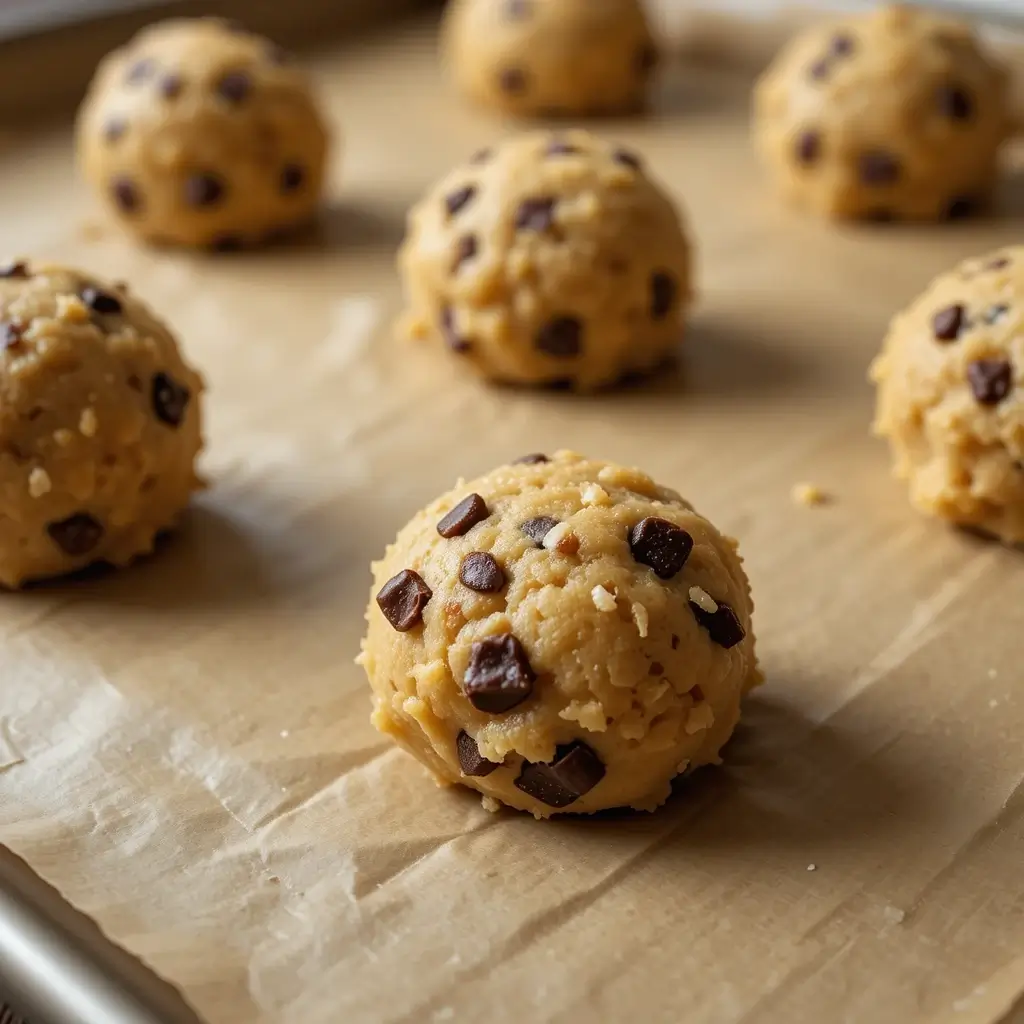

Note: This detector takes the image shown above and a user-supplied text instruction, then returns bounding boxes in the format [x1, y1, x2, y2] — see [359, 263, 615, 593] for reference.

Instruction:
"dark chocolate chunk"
[932, 303, 965, 342]
[0, 261, 28, 279]
[983, 304, 1009, 324]
[111, 176, 140, 213]
[690, 684, 705, 702]
[280, 164, 305, 194]
[184, 173, 225, 208]
[47, 513, 104, 557]
[796, 129, 821, 166]
[437, 493, 489, 538]
[445, 185, 477, 217]
[514, 741, 605, 808]
[629, 517, 694, 579]
[689, 598, 745, 649]
[808, 58, 830, 80]
[463, 633, 535, 713]
[459, 552, 506, 593]
[650, 272, 677, 320]
[81, 287, 122, 315]
[376, 569, 433, 632]
[649, 661, 664, 676]
[440, 306, 471, 354]
[103, 118, 127, 143]
[469, 148, 492, 165]
[520, 515, 558, 545]
[515, 197, 556, 232]
[457, 730, 500, 777]
[967, 358, 1013, 405]
[499, 67, 527, 94]
[151, 372, 191, 427]
[535, 316, 582, 358]
[987, 257, 1011, 271]
[612, 148, 642, 170]
[545, 140, 578, 157]
[452, 234, 478, 273]
[514, 453, 549, 465]
[831, 33, 855, 56]
[1, 320, 24, 349]
[946, 195, 978, 221]
[216, 70, 252, 103]
[126, 58, 155, 84]
[505, 0, 531, 18]
[159, 73, 183, 99]
[937, 84, 973, 121]
[636, 42, 659, 73]
[859, 150, 900, 185]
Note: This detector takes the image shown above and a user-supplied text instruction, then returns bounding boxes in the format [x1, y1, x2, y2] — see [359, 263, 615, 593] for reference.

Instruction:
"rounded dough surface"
[443, 0, 656, 117]
[753, 4, 1010, 222]
[399, 130, 692, 391]
[76, 17, 329, 249]
[360, 451, 759, 818]
[0, 260, 203, 587]
[872, 246, 1024, 542]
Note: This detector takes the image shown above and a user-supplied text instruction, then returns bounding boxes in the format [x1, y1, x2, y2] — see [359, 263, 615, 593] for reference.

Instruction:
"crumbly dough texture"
[360, 452, 759, 818]
[0, 261, 203, 587]
[399, 130, 692, 391]
[753, 4, 1010, 222]
[872, 246, 1024, 543]
[443, 0, 656, 118]
[76, 17, 329, 249]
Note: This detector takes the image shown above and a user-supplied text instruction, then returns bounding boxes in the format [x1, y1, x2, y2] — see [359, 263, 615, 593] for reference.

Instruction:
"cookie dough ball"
[443, 0, 656, 117]
[0, 260, 203, 587]
[399, 130, 692, 391]
[753, 4, 1011, 222]
[872, 247, 1024, 542]
[360, 451, 759, 818]
[76, 18, 329, 249]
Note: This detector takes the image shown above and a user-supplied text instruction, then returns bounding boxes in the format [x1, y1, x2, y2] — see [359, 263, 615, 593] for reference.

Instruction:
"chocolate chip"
[452, 235, 478, 272]
[932, 304, 965, 342]
[946, 195, 978, 221]
[0, 261, 28, 279]
[505, 0, 531, 17]
[535, 316, 582, 358]
[938, 84, 973, 121]
[636, 43, 658, 72]
[521, 516, 558, 545]
[437, 493, 489, 538]
[103, 118, 127, 143]
[463, 633, 535, 713]
[81, 287, 122, 315]
[649, 661, 664, 675]
[546, 140, 578, 157]
[859, 151, 900, 185]
[47, 513, 104, 557]
[469, 148, 492, 165]
[216, 70, 251, 103]
[988, 257, 1011, 271]
[690, 684, 705, 702]
[984, 304, 1009, 324]
[376, 569, 433, 632]
[159, 73, 183, 99]
[514, 453, 549, 465]
[1, 320, 25, 349]
[445, 186, 476, 217]
[796, 129, 821, 166]
[457, 731, 500, 777]
[514, 741, 605, 808]
[184, 173, 225, 208]
[629, 517, 693, 579]
[515, 197, 556, 232]
[280, 164, 305, 194]
[689, 598, 745, 649]
[499, 68, 527, 94]
[650, 272, 677, 320]
[126, 58, 155, 84]
[440, 307, 470, 353]
[111, 176, 140, 213]
[460, 552, 505, 593]
[967, 359, 1013, 405]
[612, 148, 642, 170]
[809, 58, 830, 80]
[831, 33, 855, 56]
[151, 372, 191, 427]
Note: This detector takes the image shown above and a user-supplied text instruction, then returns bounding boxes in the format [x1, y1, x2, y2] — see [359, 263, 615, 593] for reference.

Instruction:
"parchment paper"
[3, 6, 1024, 1023]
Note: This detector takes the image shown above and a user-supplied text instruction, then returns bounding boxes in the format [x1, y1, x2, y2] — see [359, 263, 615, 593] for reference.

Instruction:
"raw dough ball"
[753, 4, 1011, 222]
[76, 18, 329, 249]
[0, 260, 203, 587]
[399, 130, 692, 391]
[872, 247, 1024, 543]
[360, 451, 759, 818]
[443, 0, 657, 117]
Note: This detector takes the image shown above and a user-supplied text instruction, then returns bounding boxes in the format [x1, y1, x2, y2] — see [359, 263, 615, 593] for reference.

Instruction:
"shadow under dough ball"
[443, 0, 658, 117]
[399, 129, 693, 391]
[0, 261, 204, 588]
[872, 247, 1024, 543]
[753, 3, 1011, 222]
[75, 17, 330, 249]
[360, 450, 760, 818]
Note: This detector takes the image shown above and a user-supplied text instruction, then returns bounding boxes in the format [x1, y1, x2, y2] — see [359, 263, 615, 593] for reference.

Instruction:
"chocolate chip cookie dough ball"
[872, 248, 1024, 543]
[0, 261, 203, 587]
[443, 0, 657, 118]
[753, 4, 1011, 222]
[76, 18, 329, 249]
[360, 452, 759, 818]
[399, 131, 692, 391]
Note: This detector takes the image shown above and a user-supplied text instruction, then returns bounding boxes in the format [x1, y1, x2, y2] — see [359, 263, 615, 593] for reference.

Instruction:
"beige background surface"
[2, 6, 1024, 1023]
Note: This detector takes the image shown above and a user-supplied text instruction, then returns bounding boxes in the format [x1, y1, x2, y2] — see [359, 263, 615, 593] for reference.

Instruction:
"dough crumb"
[53, 428, 74, 447]
[28, 468, 52, 498]
[591, 584, 617, 612]
[883, 905, 905, 923]
[79, 408, 98, 437]
[685, 702, 715, 735]
[689, 585, 719, 614]
[791, 482, 828, 507]
[543, 521, 579, 555]
[581, 483, 612, 507]
[481, 795, 501, 814]
[56, 294, 90, 324]
[807, 863, 817, 872]
[631, 601, 649, 638]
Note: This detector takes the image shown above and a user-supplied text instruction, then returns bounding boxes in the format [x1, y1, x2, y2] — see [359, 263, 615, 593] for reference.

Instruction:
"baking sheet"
[3, 6, 1024, 1023]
